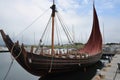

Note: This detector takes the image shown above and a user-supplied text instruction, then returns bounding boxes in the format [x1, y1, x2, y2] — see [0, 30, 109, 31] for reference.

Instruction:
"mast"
[51, 0, 56, 55]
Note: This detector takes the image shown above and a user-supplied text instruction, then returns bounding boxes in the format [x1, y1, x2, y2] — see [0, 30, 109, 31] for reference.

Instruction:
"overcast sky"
[0, 0, 120, 45]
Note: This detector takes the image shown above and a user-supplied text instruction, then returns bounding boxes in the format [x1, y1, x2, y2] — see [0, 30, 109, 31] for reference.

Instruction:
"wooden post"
[51, 2, 56, 56]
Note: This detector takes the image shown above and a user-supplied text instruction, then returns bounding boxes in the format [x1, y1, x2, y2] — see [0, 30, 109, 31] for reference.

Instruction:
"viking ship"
[0, 0, 102, 76]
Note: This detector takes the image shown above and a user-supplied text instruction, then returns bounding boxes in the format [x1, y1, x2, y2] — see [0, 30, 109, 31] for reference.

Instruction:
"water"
[0, 52, 104, 80]
[0, 52, 39, 80]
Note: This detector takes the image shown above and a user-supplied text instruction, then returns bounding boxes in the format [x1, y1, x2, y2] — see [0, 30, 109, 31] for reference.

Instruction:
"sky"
[0, 0, 120, 45]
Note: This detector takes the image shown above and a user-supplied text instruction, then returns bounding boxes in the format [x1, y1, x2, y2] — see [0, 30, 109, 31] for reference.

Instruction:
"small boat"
[0, 0, 102, 76]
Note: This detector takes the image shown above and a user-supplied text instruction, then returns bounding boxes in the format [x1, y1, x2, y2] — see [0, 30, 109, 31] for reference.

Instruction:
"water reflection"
[0, 53, 104, 80]
[39, 61, 103, 80]
[0, 53, 39, 80]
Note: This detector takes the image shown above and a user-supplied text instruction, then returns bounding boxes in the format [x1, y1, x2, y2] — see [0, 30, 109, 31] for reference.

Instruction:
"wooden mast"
[51, 0, 56, 55]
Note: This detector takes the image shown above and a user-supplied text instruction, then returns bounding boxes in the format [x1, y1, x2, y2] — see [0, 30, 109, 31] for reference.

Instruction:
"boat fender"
[28, 58, 32, 63]
[81, 55, 85, 58]
[85, 54, 89, 58]
[78, 63, 81, 66]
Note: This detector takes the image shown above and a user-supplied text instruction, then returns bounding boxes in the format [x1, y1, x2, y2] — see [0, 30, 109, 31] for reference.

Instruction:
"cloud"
[0, 0, 120, 45]
[101, 16, 120, 43]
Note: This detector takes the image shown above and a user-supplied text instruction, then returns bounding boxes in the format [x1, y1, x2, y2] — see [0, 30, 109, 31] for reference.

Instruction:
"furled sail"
[79, 4, 102, 55]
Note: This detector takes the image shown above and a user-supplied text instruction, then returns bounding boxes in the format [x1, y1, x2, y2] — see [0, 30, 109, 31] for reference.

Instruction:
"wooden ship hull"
[0, 2, 102, 77]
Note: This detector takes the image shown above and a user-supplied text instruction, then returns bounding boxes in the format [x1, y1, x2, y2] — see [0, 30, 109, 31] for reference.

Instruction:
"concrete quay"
[92, 53, 120, 80]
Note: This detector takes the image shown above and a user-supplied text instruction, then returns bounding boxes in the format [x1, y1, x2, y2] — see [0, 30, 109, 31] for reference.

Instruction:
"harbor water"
[0, 52, 39, 80]
[0, 52, 104, 80]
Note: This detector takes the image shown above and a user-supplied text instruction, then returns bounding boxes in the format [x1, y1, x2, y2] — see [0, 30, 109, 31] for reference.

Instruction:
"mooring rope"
[3, 59, 14, 80]
[3, 43, 22, 80]
[113, 67, 118, 80]
[49, 54, 54, 73]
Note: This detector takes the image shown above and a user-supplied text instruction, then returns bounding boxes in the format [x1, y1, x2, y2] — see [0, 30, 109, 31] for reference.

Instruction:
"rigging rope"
[55, 16, 64, 45]
[15, 8, 50, 38]
[39, 17, 52, 41]
[55, 19, 60, 45]
[35, 16, 52, 53]
[56, 12, 80, 53]
[56, 13, 73, 44]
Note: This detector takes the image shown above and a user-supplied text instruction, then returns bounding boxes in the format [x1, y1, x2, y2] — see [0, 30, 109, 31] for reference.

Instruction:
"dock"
[92, 53, 120, 80]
